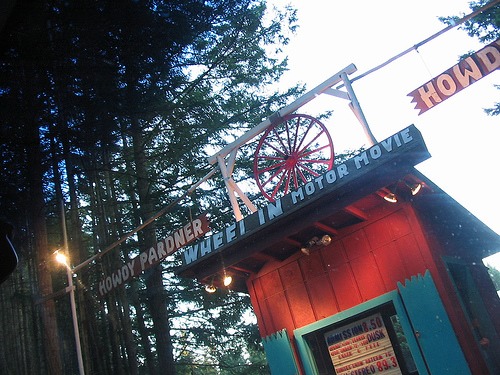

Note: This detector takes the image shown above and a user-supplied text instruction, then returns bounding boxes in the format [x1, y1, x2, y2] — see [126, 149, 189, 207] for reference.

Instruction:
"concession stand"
[177, 124, 500, 374]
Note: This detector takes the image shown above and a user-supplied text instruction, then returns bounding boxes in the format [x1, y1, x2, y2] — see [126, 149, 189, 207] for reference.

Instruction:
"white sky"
[269, 0, 499, 264]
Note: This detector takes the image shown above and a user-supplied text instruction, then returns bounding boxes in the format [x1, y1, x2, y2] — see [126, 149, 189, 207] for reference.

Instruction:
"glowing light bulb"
[223, 275, 233, 287]
[205, 284, 217, 293]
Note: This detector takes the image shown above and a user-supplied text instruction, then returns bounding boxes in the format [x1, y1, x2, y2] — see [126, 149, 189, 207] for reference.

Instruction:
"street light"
[55, 251, 85, 375]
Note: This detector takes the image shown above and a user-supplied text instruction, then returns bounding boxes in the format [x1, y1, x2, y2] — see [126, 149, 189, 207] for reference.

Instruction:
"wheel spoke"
[261, 139, 287, 157]
[260, 163, 287, 189]
[291, 117, 300, 153]
[295, 165, 309, 185]
[297, 129, 325, 157]
[257, 160, 286, 175]
[296, 162, 322, 177]
[282, 167, 293, 196]
[271, 126, 290, 156]
[299, 143, 331, 159]
[294, 118, 314, 153]
[291, 167, 299, 190]
[258, 155, 288, 162]
[270, 168, 289, 200]
[298, 159, 331, 165]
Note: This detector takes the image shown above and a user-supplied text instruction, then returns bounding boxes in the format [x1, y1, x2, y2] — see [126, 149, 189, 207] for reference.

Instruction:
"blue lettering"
[267, 199, 283, 220]
[225, 223, 237, 242]
[325, 169, 337, 183]
[258, 209, 265, 224]
[315, 175, 325, 189]
[183, 245, 199, 264]
[213, 232, 224, 249]
[305, 181, 315, 195]
[291, 187, 304, 204]
[337, 164, 349, 178]
[354, 152, 369, 169]
[369, 145, 382, 159]
[381, 138, 393, 152]
[401, 127, 413, 143]
[200, 239, 212, 256]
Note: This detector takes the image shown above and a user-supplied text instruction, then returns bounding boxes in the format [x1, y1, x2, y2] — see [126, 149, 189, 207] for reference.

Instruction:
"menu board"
[324, 313, 402, 375]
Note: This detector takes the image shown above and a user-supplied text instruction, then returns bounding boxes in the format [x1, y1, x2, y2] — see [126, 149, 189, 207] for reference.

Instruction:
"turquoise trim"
[391, 292, 429, 374]
[398, 270, 471, 374]
[262, 329, 299, 375]
[294, 291, 429, 375]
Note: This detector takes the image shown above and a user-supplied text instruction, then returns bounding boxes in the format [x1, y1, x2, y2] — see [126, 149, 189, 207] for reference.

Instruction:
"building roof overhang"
[176, 125, 499, 291]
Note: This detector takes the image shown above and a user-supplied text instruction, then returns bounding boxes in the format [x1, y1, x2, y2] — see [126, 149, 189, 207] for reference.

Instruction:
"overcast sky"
[268, 0, 499, 263]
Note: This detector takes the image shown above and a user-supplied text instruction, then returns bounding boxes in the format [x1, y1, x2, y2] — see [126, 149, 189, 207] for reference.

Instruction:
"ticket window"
[297, 303, 420, 375]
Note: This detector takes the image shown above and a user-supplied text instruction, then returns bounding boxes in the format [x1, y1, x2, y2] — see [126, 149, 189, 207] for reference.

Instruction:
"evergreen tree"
[485, 263, 500, 291]
[0, 0, 300, 373]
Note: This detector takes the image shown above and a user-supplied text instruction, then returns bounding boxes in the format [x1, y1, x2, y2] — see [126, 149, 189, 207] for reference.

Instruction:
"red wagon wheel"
[253, 113, 334, 202]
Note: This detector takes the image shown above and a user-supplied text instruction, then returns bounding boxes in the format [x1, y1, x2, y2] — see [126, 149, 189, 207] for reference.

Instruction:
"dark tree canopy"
[0, 1, 301, 374]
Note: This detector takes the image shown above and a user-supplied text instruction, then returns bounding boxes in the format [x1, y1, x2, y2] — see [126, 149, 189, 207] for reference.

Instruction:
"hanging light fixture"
[383, 179, 422, 203]
[205, 284, 217, 293]
[223, 274, 233, 287]
[406, 182, 422, 196]
[300, 234, 332, 255]
[319, 234, 332, 246]
[383, 192, 398, 203]
[205, 275, 217, 293]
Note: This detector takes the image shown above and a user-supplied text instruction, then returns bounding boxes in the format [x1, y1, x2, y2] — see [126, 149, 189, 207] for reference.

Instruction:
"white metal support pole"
[340, 72, 377, 146]
[66, 267, 85, 375]
[208, 64, 360, 220]
[217, 155, 244, 221]
[207, 64, 357, 165]
[219, 150, 258, 216]
[60, 201, 85, 375]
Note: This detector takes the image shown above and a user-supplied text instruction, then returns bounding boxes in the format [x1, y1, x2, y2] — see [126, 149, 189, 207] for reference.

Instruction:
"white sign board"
[324, 313, 402, 375]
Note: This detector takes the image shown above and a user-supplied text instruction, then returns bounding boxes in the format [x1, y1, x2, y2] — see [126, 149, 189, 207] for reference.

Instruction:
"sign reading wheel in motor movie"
[408, 38, 499, 115]
[324, 313, 402, 375]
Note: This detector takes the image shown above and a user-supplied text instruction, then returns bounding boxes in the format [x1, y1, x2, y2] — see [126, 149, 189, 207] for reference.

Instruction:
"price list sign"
[324, 313, 402, 375]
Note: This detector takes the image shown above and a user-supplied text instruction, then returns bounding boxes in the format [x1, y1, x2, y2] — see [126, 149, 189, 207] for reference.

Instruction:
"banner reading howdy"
[408, 38, 499, 115]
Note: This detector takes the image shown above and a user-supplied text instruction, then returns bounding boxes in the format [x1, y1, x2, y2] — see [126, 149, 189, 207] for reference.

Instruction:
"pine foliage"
[0, 1, 301, 374]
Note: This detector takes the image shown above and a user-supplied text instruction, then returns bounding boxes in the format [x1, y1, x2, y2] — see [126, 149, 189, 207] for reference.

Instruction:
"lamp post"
[55, 252, 85, 375]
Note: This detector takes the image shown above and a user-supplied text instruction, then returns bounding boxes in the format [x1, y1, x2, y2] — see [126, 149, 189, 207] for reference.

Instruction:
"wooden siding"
[247, 203, 433, 338]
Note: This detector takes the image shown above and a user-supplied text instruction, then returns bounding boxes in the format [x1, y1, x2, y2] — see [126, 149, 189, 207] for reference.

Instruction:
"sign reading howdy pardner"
[99, 214, 210, 296]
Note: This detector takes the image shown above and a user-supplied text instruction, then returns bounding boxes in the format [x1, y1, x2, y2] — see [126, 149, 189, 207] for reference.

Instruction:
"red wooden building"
[178, 125, 500, 374]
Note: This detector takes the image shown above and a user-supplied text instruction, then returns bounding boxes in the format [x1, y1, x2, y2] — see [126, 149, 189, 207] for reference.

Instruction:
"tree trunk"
[103, 150, 139, 375]
[132, 117, 177, 374]
[26, 115, 63, 375]
[121, 129, 158, 374]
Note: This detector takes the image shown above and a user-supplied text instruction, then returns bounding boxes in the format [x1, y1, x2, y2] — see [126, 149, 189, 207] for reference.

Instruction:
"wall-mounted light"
[383, 180, 422, 203]
[318, 234, 332, 246]
[204, 271, 233, 293]
[300, 234, 332, 255]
